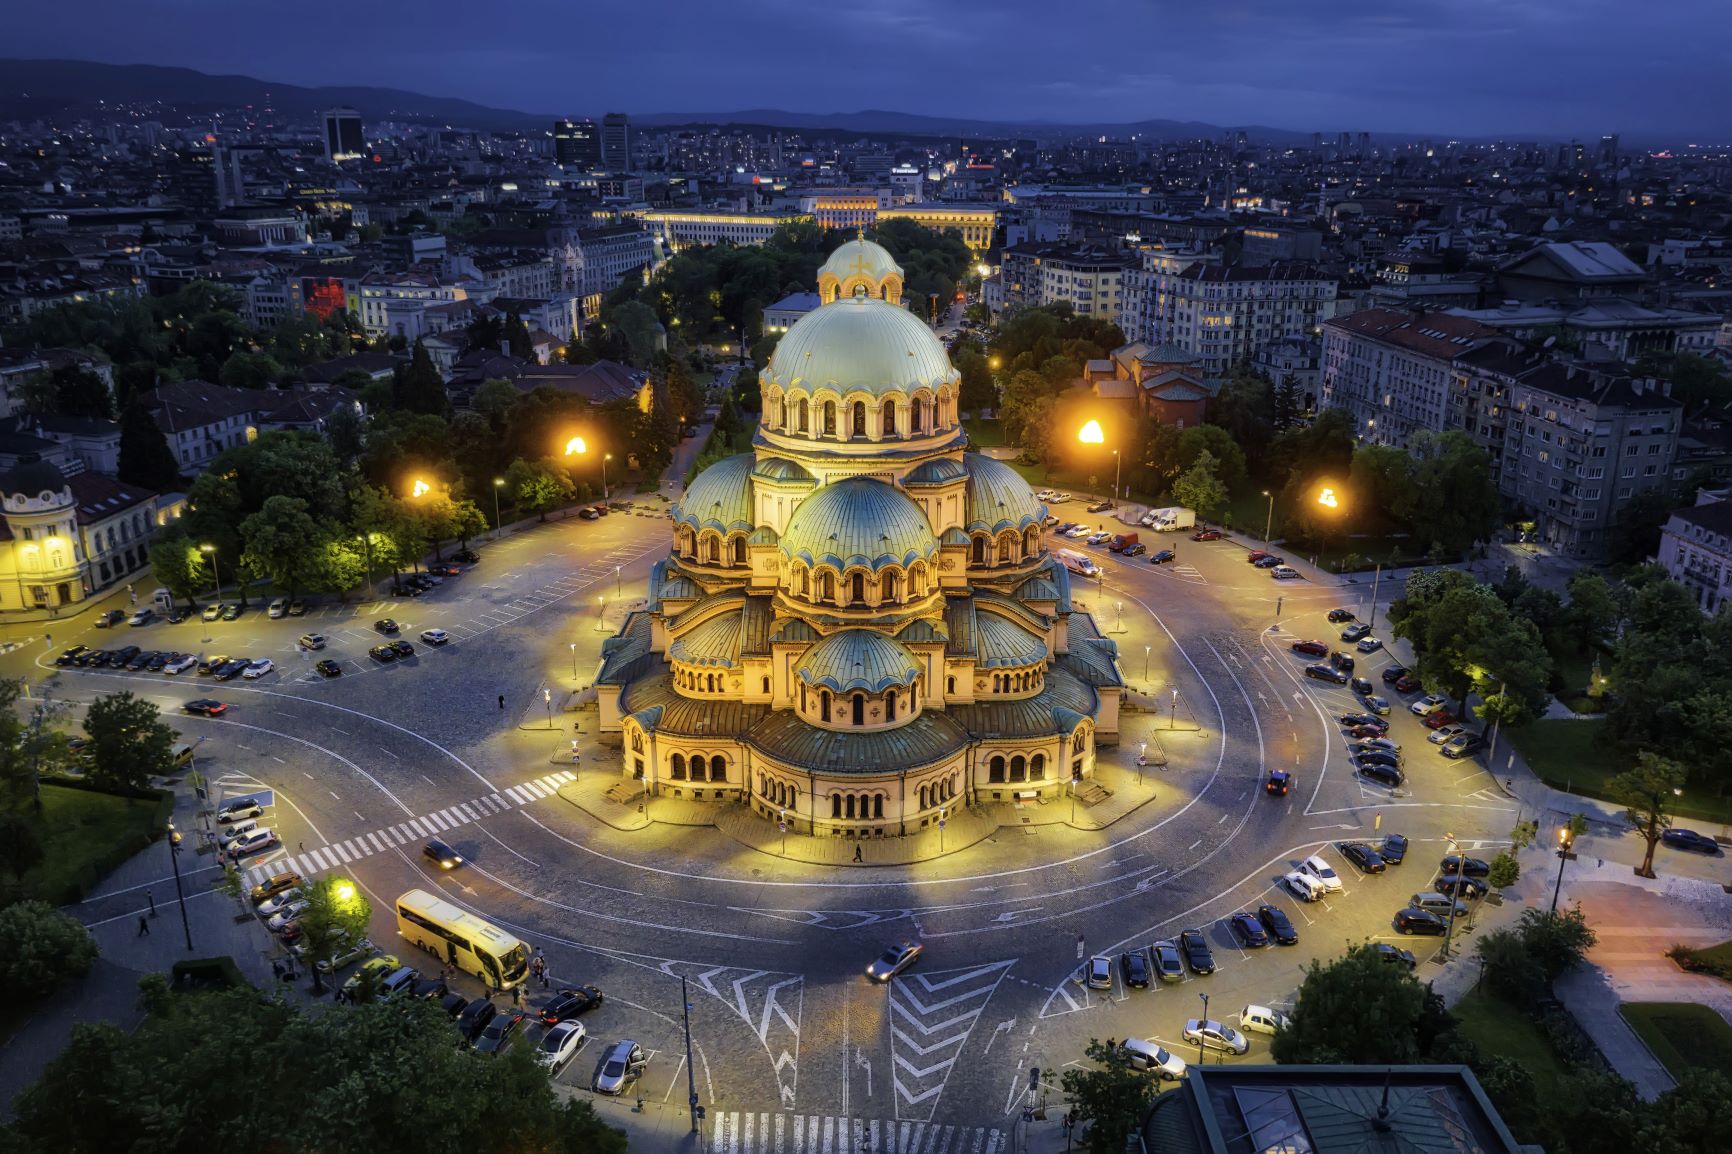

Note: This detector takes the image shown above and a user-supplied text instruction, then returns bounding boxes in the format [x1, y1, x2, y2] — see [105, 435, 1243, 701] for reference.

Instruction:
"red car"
[1247, 551, 1270, 564]
[1349, 724, 1389, 740]
[1191, 529, 1223, 542]
[1290, 640, 1329, 657]
[1394, 674, 1422, 693]
[1423, 710, 1458, 730]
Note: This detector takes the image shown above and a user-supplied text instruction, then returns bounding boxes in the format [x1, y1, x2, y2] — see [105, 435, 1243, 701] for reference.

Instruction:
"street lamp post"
[1441, 833, 1462, 959]
[778, 809, 788, 856]
[199, 544, 220, 642]
[682, 976, 701, 1134]
[166, 820, 194, 952]
[570, 642, 577, 680]
[1197, 992, 1210, 1066]
[1143, 645, 1151, 682]
[616, 565, 622, 600]
[543, 686, 553, 729]
[1112, 449, 1121, 503]
[938, 806, 947, 852]
[1262, 491, 1274, 544]
[492, 477, 505, 539]
[1551, 828, 1578, 914]
[594, 594, 608, 633]
[1367, 562, 1382, 631]
[1170, 688, 1179, 730]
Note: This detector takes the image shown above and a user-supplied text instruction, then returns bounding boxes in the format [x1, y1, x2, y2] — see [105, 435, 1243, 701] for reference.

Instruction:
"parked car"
[1240, 1005, 1292, 1036]
[1662, 828, 1722, 854]
[420, 628, 450, 645]
[1427, 724, 1467, 746]
[1191, 529, 1223, 541]
[265, 900, 309, 932]
[1087, 955, 1113, 990]
[1246, 551, 1270, 564]
[1120, 950, 1151, 989]
[1253, 555, 1284, 569]
[1381, 665, 1410, 685]
[314, 936, 378, 974]
[866, 940, 923, 981]
[1410, 694, 1449, 717]
[1356, 636, 1383, 653]
[1408, 892, 1469, 920]
[391, 639, 415, 658]
[368, 645, 398, 663]
[1440, 855, 1491, 878]
[1440, 732, 1486, 759]
[1379, 834, 1409, 865]
[1299, 855, 1344, 892]
[1340, 623, 1372, 642]
[268, 598, 288, 619]
[219, 802, 263, 824]
[1150, 549, 1176, 565]
[1357, 762, 1404, 788]
[539, 985, 605, 1024]
[1338, 713, 1384, 729]
[1337, 842, 1386, 874]
[1434, 874, 1489, 900]
[315, 659, 343, 677]
[1122, 543, 1146, 557]
[1271, 565, 1303, 580]
[536, 1020, 587, 1071]
[455, 998, 499, 1043]
[1394, 908, 1449, 936]
[452, 549, 480, 564]
[1353, 751, 1402, 771]
[220, 604, 243, 621]
[1373, 943, 1417, 969]
[1228, 911, 1269, 948]
[1329, 651, 1355, 673]
[287, 600, 307, 616]
[1256, 904, 1298, 945]
[1119, 1039, 1187, 1080]
[473, 1009, 527, 1055]
[202, 604, 224, 622]
[250, 872, 303, 904]
[1284, 871, 1326, 902]
[592, 1040, 646, 1095]
[1182, 1019, 1249, 1056]
[374, 618, 400, 634]
[299, 633, 326, 650]
[213, 660, 247, 681]
[1178, 928, 1216, 974]
[1152, 940, 1185, 983]
[1423, 710, 1459, 731]
[55, 645, 87, 666]
[128, 608, 155, 626]
[1290, 640, 1328, 657]
[241, 658, 274, 679]
[1350, 676, 1374, 697]
[1327, 609, 1356, 623]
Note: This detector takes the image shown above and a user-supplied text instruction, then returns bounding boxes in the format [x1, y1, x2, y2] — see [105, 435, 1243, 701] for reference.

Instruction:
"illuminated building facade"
[596, 239, 1123, 842]
[0, 459, 159, 612]
[322, 108, 364, 164]
[639, 210, 811, 252]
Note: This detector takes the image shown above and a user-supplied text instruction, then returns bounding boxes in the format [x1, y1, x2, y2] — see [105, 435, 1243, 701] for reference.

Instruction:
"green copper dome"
[779, 477, 937, 572]
[793, 629, 922, 694]
[671, 453, 756, 534]
[963, 452, 1046, 534]
[763, 297, 957, 400]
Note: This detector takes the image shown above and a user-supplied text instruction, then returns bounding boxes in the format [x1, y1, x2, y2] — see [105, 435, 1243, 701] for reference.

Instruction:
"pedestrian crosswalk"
[239, 771, 577, 886]
[708, 1113, 1003, 1154]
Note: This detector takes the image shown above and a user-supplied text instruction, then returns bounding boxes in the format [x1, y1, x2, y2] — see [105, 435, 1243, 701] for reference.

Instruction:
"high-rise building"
[1599, 133, 1620, 165]
[601, 113, 631, 172]
[553, 118, 600, 168]
[322, 108, 364, 164]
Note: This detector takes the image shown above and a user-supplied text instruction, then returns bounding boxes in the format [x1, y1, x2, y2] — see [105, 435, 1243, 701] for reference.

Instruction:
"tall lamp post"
[1262, 490, 1275, 544]
[166, 820, 194, 952]
[1551, 826, 1579, 914]
[565, 437, 612, 502]
[199, 544, 220, 642]
[1440, 832, 1462, 959]
[492, 477, 505, 539]
[1196, 992, 1210, 1065]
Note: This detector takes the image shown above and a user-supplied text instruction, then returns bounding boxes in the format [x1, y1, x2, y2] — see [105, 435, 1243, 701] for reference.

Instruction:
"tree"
[82, 691, 178, 791]
[472, 378, 521, 427]
[1517, 906, 1597, 981]
[117, 401, 182, 490]
[147, 524, 209, 610]
[1609, 751, 1688, 878]
[1176, 424, 1248, 496]
[49, 363, 115, 419]
[1271, 944, 1429, 1064]
[1172, 449, 1229, 520]
[1058, 1040, 1156, 1154]
[0, 900, 98, 998]
[504, 458, 574, 522]
[0, 812, 44, 884]
[953, 348, 997, 416]
[297, 876, 372, 992]
[1486, 849, 1521, 890]
[606, 300, 664, 366]
[218, 349, 284, 390]
[1386, 569, 1552, 722]
[1398, 430, 1499, 557]
[393, 340, 450, 416]
[241, 495, 322, 596]
[1643, 1070, 1732, 1151]
[502, 312, 534, 360]
[1473, 927, 1545, 1003]
[1209, 371, 1276, 458]
[324, 403, 365, 464]
[1565, 571, 1619, 649]
[1607, 486, 1679, 567]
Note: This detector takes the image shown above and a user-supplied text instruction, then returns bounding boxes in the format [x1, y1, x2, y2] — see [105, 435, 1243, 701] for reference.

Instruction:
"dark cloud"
[15, 0, 1730, 138]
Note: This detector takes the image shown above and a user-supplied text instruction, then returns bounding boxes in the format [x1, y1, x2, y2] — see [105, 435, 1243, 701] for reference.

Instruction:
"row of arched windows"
[760, 775, 799, 812]
[918, 774, 960, 811]
[674, 667, 730, 694]
[675, 527, 749, 568]
[969, 528, 1042, 568]
[791, 560, 931, 608]
[766, 391, 955, 444]
[799, 680, 917, 727]
[986, 753, 1047, 783]
[669, 753, 729, 782]
[831, 793, 886, 820]
[990, 669, 1042, 694]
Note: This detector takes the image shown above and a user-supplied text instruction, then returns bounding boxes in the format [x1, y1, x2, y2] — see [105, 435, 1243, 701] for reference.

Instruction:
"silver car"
[866, 940, 923, 981]
[593, 1040, 646, 1095]
[1182, 1018, 1250, 1055]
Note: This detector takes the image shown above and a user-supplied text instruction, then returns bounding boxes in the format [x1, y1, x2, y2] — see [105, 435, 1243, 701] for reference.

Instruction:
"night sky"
[17, 0, 1731, 139]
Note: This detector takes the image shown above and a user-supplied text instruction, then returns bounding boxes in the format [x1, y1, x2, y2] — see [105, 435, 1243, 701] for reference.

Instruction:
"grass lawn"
[1621, 1002, 1732, 1079]
[11, 783, 164, 904]
[1507, 718, 1732, 825]
[963, 418, 1007, 448]
[1452, 989, 1569, 1098]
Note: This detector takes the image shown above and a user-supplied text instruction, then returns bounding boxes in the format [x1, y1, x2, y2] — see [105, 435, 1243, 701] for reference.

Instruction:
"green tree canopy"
[117, 400, 182, 491]
[83, 691, 178, 792]
[1172, 448, 1229, 520]
[147, 524, 209, 609]
[1059, 1040, 1156, 1154]
[0, 900, 98, 999]
[393, 340, 450, 416]
[1610, 751, 1688, 878]
[1271, 944, 1430, 1064]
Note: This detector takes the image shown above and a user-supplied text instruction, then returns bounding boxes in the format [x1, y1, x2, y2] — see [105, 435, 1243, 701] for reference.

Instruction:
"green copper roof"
[963, 452, 1046, 535]
[763, 297, 957, 400]
[669, 612, 744, 668]
[779, 476, 938, 572]
[745, 710, 970, 777]
[672, 453, 756, 534]
[974, 611, 1049, 669]
[752, 456, 816, 484]
[902, 457, 969, 486]
[949, 665, 1099, 738]
[619, 670, 771, 738]
[793, 629, 923, 693]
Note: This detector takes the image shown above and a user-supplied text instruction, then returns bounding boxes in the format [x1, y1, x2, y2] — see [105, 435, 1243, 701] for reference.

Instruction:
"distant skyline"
[14, 0, 1732, 141]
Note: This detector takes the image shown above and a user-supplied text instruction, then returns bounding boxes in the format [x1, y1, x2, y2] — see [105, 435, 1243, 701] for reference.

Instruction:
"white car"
[1182, 1019, 1250, 1056]
[242, 658, 274, 679]
[1048, 492, 1072, 504]
[1284, 871, 1326, 902]
[267, 598, 288, 619]
[866, 941, 923, 981]
[227, 829, 278, 859]
[163, 654, 197, 674]
[1121, 1038, 1187, 1080]
[266, 899, 308, 931]
[218, 802, 263, 824]
[256, 888, 303, 917]
[420, 628, 450, 645]
[536, 1020, 587, 1071]
[1356, 636, 1383, 653]
[128, 608, 155, 626]
[1271, 565, 1303, 580]
[1240, 1005, 1292, 1036]
[1300, 854, 1344, 893]
[1427, 723, 1466, 746]
[314, 935, 377, 974]
[1085, 531, 1114, 546]
[1087, 955, 1113, 990]
[1064, 525, 1090, 539]
[298, 633, 326, 650]
[1410, 694, 1448, 717]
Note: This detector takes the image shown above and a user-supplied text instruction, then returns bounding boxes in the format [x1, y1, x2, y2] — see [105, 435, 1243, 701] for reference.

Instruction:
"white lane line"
[457, 802, 482, 822]
[366, 832, 389, 853]
[408, 818, 430, 836]
[330, 842, 354, 864]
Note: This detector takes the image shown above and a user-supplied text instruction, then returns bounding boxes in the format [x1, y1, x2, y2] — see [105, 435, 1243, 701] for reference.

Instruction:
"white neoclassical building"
[595, 239, 1124, 842]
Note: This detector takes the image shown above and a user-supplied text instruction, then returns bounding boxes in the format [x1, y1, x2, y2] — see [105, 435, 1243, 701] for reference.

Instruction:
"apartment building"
[1128, 262, 1337, 380]
[1658, 491, 1732, 612]
[996, 243, 1132, 320]
[1320, 309, 1509, 445]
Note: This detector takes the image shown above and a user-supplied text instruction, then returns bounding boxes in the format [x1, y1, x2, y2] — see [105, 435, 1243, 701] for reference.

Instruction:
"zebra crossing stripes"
[240, 771, 577, 887]
[708, 1113, 1002, 1154]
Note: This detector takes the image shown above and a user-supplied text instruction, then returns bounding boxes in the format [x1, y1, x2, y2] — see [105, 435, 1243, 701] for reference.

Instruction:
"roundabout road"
[28, 513, 1519, 1145]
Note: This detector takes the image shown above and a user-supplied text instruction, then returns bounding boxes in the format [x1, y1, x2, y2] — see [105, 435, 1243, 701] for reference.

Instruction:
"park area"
[5, 782, 167, 905]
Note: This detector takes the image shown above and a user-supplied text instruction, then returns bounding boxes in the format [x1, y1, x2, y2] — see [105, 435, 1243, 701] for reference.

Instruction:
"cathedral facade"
[595, 239, 1123, 842]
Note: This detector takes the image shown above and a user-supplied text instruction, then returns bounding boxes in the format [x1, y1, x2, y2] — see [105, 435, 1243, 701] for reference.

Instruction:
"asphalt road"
[28, 508, 1526, 1147]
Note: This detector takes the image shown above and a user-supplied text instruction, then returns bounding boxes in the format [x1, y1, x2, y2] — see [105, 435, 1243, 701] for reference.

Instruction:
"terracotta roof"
[67, 472, 154, 524]
[1324, 308, 1500, 359]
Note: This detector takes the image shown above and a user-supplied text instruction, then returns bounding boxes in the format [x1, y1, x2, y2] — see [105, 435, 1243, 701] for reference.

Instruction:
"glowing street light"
[410, 478, 431, 498]
[333, 880, 356, 904]
[565, 436, 587, 456]
[565, 437, 610, 500]
[1077, 420, 1105, 444]
[1261, 490, 1274, 543]
[491, 477, 504, 539]
[1316, 486, 1339, 510]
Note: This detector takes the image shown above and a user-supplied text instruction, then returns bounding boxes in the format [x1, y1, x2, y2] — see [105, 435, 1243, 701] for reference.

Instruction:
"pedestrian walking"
[852, 844, 863, 863]
[146, 888, 156, 917]
[498, 694, 505, 710]
[137, 915, 150, 937]
[512, 984, 523, 1008]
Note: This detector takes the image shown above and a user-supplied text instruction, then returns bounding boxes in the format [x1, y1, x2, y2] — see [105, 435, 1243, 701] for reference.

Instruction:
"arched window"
[690, 755, 707, 782]
[873, 796, 884, 819]
[920, 785, 929, 810]
[820, 690, 831, 722]
[822, 401, 836, 437]
[800, 683, 808, 711]
[1031, 753, 1047, 779]
[817, 570, 834, 603]
[845, 795, 856, 820]
[710, 757, 727, 783]
[885, 690, 896, 722]
[909, 562, 925, 596]
[762, 676, 771, 694]
[731, 536, 746, 565]
[881, 571, 900, 603]
[997, 534, 1015, 565]
[851, 401, 866, 437]
[1011, 755, 1027, 782]
[946, 675, 956, 694]
[706, 536, 720, 564]
[758, 771, 768, 795]
[912, 399, 925, 433]
[989, 756, 1006, 783]
[971, 536, 986, 565]
[881, 399, 897, 437]
[671, 754, 686, 780]
[796, 566, 810, 596]
[631, 731, 644, 754]
[797, 398, 809, 432]
[852, 694, 865, 726]
[1025, 527, 1040, 555]
[849, 572, 865, 606]
[831, 794, 842, 818]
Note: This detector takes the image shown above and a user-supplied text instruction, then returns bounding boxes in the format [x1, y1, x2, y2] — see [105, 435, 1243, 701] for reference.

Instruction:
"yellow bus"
[394, 888, 530, 991]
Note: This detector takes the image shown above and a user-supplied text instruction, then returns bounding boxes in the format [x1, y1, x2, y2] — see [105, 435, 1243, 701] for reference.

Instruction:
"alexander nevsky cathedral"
[596, 238, 1123, 843]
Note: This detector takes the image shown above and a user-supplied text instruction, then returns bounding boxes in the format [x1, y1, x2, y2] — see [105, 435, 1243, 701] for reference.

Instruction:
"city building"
[560, 225, 655, 319]
[553, 118, 600, 169]
[601, 113, 631, 171]
[1499, 364, 1679, 557]
[1240, 223, 1323, 266]
[997, 243, 1132, 320]
[0, 458, 157, 613]
[1495, 240, 1648, 304]
[1448, 298, 1719, 361]
[1658, 490, 1732, 612]
[763, 292, 822, 335]
[801, 190, 887, 232]
[594, 238, 1123, 840]
[1130, 262, 1338, 380]
[322, 108, 364, 164]
[1104, 342, 1213, 427]
[1320, 309, 1511, 445]
[878, 204, 998, 254]
[639, 210, 809, 252]
[355, 270, 477, 341]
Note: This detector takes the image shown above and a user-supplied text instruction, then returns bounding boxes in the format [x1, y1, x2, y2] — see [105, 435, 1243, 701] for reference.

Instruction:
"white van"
[268, 597, 288, 619]
[1057, 548, 1099, 579]
[1240, 1005, 1291, 1036]
[1120, 1038, 1187, 1080]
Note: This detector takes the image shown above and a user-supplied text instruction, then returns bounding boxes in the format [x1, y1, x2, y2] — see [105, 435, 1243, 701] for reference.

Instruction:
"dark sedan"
[1327, 609, 1356, 623]
[55, 645, 87, 666]
[1150, 549, 1176, 565]
[1228, 912, 1269, 949]
[1338, 842, 1386, 874]
[1434, 874, 1489, 899]
[1120, 950, 1152, 988]
[368, 645, 398, 663]
[1440, 855, 1491, 877]
[391, 639, 415, 658]
[1380, 665, 1410, 685]
[1257, 904, 1298, 946]
[455, 998, 498, 1044]
[374, 618, 400, 634]
[1178, 928, 1216, 975]
[539, 984, 605, 1025]
[1394, 908, 1449, 936]
[1373, 943, 1417, 969]
[1290, 640, 1329, 657]
[220, 603, 243, 621]
[315, 659, 342, 677]
[473, 1008, 527, 1055]
[1379, 834, 1409, 865]
[1662, 828, 1722, 854]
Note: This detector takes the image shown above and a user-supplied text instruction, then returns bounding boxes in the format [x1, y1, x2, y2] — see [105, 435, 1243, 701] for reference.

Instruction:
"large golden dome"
[762, 296, 957, 400]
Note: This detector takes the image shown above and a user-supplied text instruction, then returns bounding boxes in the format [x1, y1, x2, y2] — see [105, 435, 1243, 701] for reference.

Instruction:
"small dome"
[764, 297, 956, 401]
[0, 457, 68, 499]
[752, 456, 815, 485]
[902, 457, 969, 487]
[780, 477, 937, 572]
[963, 452, 1045, 534]
[672, 453, 755, 533]
[794, 629, 922, 694]
[820, 238, 903, 287]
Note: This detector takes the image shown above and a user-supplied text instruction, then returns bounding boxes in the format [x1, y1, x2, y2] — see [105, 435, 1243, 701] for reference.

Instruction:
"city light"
[1316, 486, 1339, 509]
[1077, 420, 1105, 445]
[410, 479, 431, 498]
[565, 436, 587, 456]
[334, 880, 355, 903]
